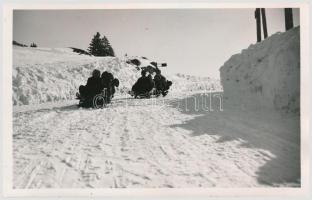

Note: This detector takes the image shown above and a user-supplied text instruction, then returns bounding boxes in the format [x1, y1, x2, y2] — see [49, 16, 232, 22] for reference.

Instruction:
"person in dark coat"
[78, 69, 102, 99]
[154, 68, 172, 97]
[111, 78, 120, 97]
[132, 70, 154, 97]
[132, 70, 146, 95]
[147, 74, 155, 92]
[101, 71, 119, 102]
[154, 69, 165, 90]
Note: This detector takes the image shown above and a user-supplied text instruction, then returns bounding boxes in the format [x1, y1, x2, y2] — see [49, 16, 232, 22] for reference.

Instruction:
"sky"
[13, 8, 300, 79]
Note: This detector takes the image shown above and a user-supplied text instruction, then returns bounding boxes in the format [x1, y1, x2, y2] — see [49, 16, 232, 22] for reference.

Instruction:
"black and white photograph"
[1, 1, 310, 197]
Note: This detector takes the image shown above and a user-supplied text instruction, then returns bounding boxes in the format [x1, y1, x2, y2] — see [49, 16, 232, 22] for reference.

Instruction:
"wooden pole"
[255, 8, 262, 42]
[261, 8, 268, 39]
[284, 8, 294, 31]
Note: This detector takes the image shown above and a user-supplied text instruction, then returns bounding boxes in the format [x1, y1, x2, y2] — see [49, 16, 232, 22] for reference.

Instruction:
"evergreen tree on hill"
[30, 42, 37, 47]
[88, 32, 115, 57]
[101, 36, 115, 57]
[88, 32, 102, 56]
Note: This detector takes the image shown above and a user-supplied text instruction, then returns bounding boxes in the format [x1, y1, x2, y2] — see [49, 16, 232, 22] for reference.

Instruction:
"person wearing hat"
[131, 70, 153, 98]
[78, 69, 102, 99]
[154, 68, 172, 97]
[101, 71, 120, 103]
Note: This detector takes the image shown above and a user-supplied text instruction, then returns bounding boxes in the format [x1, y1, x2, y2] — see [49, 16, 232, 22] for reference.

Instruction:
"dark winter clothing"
[79, 76, 102, 99]
[132, 74, 154, 96]
[154, 74, 166, 91]
[77, 69, 121, 108]
[101, 71, 119, 102]
[165, 80, 172, 90]
[154, 74, 172, 97]
[147, 74, 155, 90]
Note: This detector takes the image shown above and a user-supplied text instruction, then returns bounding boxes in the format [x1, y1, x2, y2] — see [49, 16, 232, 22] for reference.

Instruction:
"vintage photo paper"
[2, 1, 310, 198]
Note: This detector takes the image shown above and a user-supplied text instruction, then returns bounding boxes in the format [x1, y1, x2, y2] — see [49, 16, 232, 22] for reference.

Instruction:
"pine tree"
[88, 32, 115, 57]
[88, 32, 103, 56]
[101, 36, 115, 57]
[30, 42, 37, 47]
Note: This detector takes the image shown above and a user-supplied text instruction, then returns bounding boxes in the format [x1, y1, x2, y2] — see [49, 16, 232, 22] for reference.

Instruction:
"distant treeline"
[13, 40, 38, 48]
[70, 47, 92, 56]
[13, 32, 116, 57]
[13, 40, 28, 47]
[30, 42, 37, 47]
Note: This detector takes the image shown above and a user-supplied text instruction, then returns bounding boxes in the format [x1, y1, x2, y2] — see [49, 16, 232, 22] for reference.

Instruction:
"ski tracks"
[13, 94, 298, 188]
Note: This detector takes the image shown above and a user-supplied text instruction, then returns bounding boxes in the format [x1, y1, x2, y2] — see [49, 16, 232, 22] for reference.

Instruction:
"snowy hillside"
[13, 47, 221, 106]
[220, 27, 300, 113]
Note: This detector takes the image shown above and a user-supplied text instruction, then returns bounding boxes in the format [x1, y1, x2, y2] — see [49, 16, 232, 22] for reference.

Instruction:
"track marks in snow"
[13, 94, 299, 188]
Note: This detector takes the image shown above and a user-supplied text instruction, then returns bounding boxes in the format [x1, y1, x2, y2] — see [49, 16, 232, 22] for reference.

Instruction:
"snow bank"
[13, 47, 221, 106]
[13, 47, 140, 105]
[220, 27, 300, 113]
[13, 47, 92, 66]
[168, 73, 222, 93]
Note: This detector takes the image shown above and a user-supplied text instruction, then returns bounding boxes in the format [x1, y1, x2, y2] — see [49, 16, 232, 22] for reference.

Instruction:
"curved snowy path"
[13, 92, 300, 188]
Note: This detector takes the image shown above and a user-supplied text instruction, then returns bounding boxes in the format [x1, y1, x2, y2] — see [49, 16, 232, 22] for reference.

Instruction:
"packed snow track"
[13, 92, 300, 188]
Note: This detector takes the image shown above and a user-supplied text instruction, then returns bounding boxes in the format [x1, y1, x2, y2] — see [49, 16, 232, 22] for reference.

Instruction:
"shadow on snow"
[168, 92, 300, 187]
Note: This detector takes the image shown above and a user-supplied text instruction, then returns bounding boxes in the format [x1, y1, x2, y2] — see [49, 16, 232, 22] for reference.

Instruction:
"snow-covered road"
[13, 92, 300, 188]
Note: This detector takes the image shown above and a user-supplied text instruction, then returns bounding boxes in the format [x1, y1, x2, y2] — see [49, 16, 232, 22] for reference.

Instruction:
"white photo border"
[2, 1, 310, 198]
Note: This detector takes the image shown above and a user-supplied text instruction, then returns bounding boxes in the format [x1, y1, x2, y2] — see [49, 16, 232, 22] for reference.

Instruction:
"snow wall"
[220, 27, 300, 113]
[13, 47, 222, 106]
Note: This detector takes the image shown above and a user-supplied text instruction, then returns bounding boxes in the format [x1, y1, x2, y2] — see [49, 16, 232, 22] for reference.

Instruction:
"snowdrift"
[13, 47, 140, 105]
[220, 27, 300, 113]
[168, 73, 221, 93]
[13, 47, 221, 106]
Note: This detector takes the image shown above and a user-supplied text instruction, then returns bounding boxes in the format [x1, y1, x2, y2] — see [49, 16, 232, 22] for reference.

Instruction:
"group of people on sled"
[77, 67, 172, 107]
[131, 68, 172, 98]
[77, 69, 119, 107]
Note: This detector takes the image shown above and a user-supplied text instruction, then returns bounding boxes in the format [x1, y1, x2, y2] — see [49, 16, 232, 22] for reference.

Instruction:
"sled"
[128, 89, 169, 99]
[128, 90, 152, 99]
[76, 89, 111, 108]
